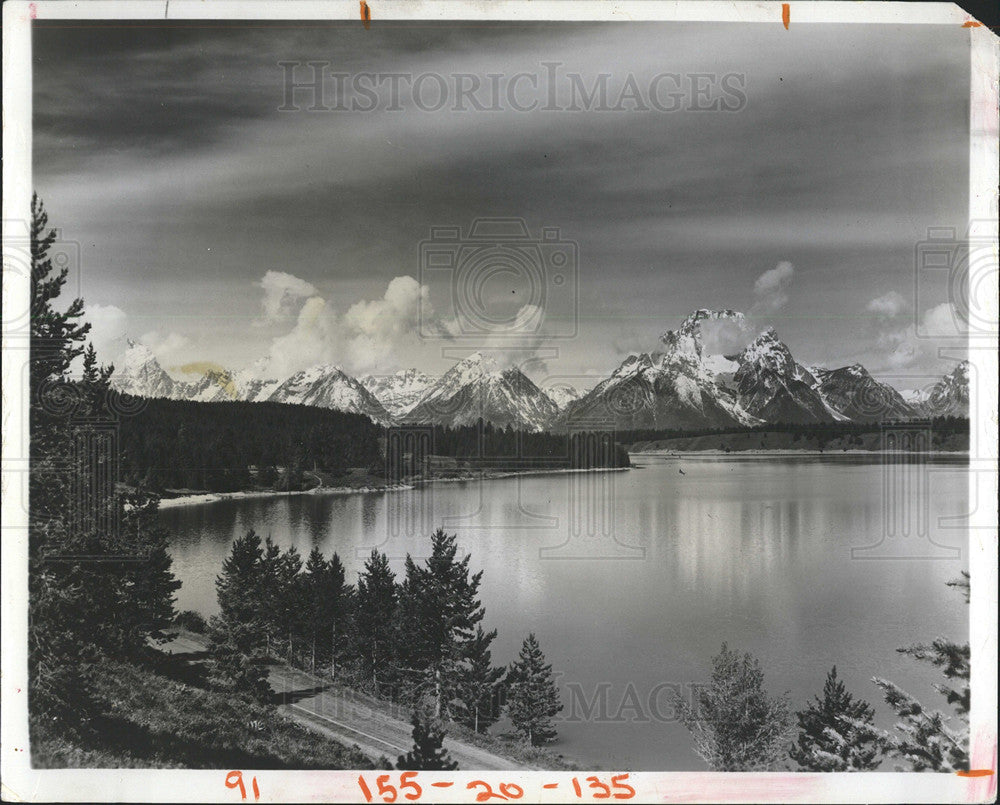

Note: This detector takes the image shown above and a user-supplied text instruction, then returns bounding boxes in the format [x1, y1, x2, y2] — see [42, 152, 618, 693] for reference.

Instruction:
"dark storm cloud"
[32, 20, 970, 380]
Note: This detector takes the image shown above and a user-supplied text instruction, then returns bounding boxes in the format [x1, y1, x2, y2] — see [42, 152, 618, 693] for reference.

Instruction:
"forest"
[619, 416, 970, 450]
[116, 402, 630, 493]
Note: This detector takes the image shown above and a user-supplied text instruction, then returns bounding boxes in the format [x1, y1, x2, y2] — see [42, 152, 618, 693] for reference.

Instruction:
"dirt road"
[162, 633, 528, 770]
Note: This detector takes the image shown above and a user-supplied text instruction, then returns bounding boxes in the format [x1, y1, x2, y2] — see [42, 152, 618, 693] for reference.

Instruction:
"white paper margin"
[2, 2, 997, 802]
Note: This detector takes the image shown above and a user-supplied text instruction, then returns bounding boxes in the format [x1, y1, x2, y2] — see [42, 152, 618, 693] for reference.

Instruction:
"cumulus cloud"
[140, 330, 191, 363]
[256, 273, 433, 377]
[264, 295, 341, 378]
[866, 290, 908, 319]
[80, 303, 128, 369]
[920, 301, 965, 338]
[342, 276, 431, 372]
[867, 301, 966, 372]
[258, 270, 320, 323]
[750, 261, 794, 316]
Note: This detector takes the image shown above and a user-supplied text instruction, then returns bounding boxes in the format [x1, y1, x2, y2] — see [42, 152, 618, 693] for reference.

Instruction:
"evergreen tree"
[325, 552, 354, 679]
[455, 626, 505, 734]
[208, 531, 272, 702]
[396, 709, 459, 771]
[871, 573, 970, 771]
[398, 530, 485, 717]
[506, 633, 563, 745]
[791, 667, 886, 771]
[356, 549, 398, 697]
[27, 194, 179, 735]
[676, 643, 793, 771]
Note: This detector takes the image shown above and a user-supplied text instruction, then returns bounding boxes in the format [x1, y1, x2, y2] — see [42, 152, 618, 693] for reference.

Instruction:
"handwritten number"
[225, 771, 260, 801]
[358, 775, 374, 803]
[399, 771, 422, 801]
[500, 782, 524, 799]
[611, 774, 636, 799]
[587, 776, 612, 799]
[225, 771, 246, 800]
[376, 774, 398, 803]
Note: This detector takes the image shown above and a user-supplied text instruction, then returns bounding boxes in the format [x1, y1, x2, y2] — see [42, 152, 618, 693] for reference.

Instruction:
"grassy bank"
[32, 653, 376, 770]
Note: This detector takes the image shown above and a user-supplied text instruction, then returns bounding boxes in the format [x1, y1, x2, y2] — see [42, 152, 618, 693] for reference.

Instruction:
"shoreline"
[156, 466, 631, 509]
[631, 448, 970, 458]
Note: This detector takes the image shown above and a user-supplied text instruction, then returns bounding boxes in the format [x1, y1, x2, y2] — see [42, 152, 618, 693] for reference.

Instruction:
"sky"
[33, 20, 971, 391]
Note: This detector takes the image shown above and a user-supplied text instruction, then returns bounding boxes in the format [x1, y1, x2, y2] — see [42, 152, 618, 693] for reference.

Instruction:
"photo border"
[2, 2, 997, 802]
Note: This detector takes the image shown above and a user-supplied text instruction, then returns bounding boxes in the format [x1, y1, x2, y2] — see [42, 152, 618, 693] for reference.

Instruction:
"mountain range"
[112, 311, 969, 431]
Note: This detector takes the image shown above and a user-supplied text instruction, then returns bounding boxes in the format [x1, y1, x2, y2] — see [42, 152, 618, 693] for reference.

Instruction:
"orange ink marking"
[543, 783, 559, 789]
[962, 20, 982, 27]
[782, 4, 790, 29]
[225, 771, 247, 799]
[360, 1, 371, 30]
[431, 782, 454, 787]
[957, 769, 995, 777]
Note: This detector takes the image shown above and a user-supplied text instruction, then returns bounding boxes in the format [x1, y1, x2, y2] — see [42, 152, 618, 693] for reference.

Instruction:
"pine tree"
[506, 633, 563, 745]
[871, 573, 970, 771]
[455, 626, 505, 734]
[676, 643, 793, 771]
[356, 549, 399, 697]
[791, 667, 886, 771]
[27, 194, 179, 735]
[326, 552, 354, 679]
[396, 709, 459, 771]
[208, 531, 272, 702]
[397, 530, 485, 717]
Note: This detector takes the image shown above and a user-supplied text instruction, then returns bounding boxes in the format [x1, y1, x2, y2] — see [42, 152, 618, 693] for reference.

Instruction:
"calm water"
[161, 455, 970, 770]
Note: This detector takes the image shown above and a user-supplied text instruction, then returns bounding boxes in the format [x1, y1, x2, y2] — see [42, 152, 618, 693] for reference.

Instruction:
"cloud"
[257, 273, 433, 377]
[264, 295, 341, 379]
[866, 290, 908, 319]
[920, 301, 965, 338]
[699, 317, 758, 356]
[81, 303, 128, 368]
[867, 301, 965, 372]
[140, 330, 191, 363]
[342, 276, 432, 373]
[258, 270, 320, 323]
[750, 261, 794, 316]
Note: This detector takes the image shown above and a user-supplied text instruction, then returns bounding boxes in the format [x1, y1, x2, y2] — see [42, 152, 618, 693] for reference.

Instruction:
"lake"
[161, 454, 970, 770]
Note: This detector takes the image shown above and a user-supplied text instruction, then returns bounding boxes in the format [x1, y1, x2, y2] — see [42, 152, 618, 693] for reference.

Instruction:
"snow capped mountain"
[811, 364, 915, 423]
[564, 310, 758, 429]
[359, 369, 435, 417]
[111, 341, 181, 399]
[731, 328, 837, 424]
[112, 342, 388, 422]
[905, 361, 969, 418]
[267, 364, 393, 424]
[404, 352, 560, 431]
[112, 315, 966, 432]
[541, 382, 585, 410]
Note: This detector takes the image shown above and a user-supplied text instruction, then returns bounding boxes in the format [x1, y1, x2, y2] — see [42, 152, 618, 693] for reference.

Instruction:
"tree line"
[206, 528, 564, 750]
[116, 403, 630, 494]
[618, 417, 969, 450]
[118, 398, 384, 492]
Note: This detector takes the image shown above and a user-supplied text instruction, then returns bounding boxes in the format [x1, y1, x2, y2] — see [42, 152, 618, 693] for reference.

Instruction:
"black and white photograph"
[2, 2, 997, 802]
